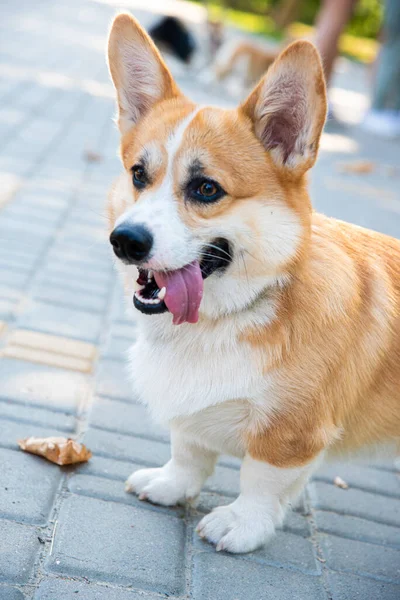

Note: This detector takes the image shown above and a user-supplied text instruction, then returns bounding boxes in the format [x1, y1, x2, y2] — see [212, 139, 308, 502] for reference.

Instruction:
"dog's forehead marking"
[165, 106, 204, 172]
[139, 107, 204, 181]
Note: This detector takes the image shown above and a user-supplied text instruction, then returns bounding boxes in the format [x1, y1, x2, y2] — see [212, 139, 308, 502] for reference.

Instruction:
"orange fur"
[246, 215, 400, 466]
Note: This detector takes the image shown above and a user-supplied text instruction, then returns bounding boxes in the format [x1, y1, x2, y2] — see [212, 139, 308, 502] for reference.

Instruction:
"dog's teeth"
[158, 287, 166, 300]
[134, 282, 145, 292]
[148, 270, 153, 281]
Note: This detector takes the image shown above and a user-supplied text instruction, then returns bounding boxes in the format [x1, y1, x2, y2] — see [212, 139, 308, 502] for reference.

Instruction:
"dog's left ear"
[108, 13, 180, 134]
[241, 41, 327, 177]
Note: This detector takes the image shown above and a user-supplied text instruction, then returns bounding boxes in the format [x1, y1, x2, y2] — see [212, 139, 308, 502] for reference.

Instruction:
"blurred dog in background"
[214, 40, 279, 89]
[149, 16, 197, 63]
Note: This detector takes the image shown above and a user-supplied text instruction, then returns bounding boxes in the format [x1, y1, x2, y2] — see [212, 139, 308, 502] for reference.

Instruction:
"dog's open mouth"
[133, 238, 231, 325]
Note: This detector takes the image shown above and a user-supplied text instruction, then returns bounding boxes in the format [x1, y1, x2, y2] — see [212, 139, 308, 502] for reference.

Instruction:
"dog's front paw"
[125, 465, 200, 507]
[196, 500, 278, 553]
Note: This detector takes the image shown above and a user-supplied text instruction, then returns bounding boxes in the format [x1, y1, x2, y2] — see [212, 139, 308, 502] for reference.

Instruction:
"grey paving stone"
[102, 336, 134, 361]
[109, 322, 137, 340]
[68, 474, 183, 517]
[34, 285, 108, 314]
[47, 251, 108, 273]
[59, 237, 108, 262]
[192, 552, 326, 600]
[249, 531, 319, 574]
[110, 295, 132, 323]
[282, 510, 311, 537]
[0, 358, 90, 414]
[309, 482, 400, 527]
[0, 298, 16, 320]
[83, 428, 171, 467]
[0, 210, 59, 233]
[0, 587, 25, 600]
[89, 396, 169, 442]
[315, 461, 400, 498]
[218, 455, 241, 470]
[0, 288, 22, 303]
[0, 399, 76, 433]
[291, 491, 309, 515]
[194, 492, 236, 515]
[0, 229, 51, 255]
[205, 465, 240, 497]
[43, 259, 113, 284]
[193, 525, 319, 575]
[326, 571, 400, 600]
[46, 495, 185, 594]
[366, 459, 398, 472]
[0, 258, 34, 274]
[37, 273, 110, 298]
[18, 193, 69, 212]
[74, 455, 140, 482]
[17, 301, 103, 343]
[315, 510, 400, 549]
[0, 237, 41, 261]
[0, 270, 29, 291]
[95, 360, 135, 401]
[1, 447, 61, 524]
[3, 204, 63, 227]
[42, 270, 111, 300]
[0, 519, 40, 583]
[34, 578, 162, 599]
[320, 534, 400, 583]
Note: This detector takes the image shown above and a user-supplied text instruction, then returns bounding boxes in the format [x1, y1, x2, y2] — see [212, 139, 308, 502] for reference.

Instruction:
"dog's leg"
[196, 454, 319, 553]
[126, 429, 218, 506]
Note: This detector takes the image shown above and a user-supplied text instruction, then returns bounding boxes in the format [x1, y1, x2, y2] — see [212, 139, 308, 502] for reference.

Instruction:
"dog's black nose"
[110, 224, 153, 263]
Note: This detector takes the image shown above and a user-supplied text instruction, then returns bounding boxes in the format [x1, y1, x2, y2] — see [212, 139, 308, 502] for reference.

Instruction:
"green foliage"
[299, 0, 383, 38]
[347, 0, 383, 39]
[204, 0, 383, 39]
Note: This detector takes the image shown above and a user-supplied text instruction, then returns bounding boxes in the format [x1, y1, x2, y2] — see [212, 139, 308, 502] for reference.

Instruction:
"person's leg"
[314, 0, 358, 87]
[372, 0, 400, 111]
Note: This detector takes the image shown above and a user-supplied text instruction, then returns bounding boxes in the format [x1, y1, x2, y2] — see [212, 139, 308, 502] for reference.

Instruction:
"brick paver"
[0, 1, 399, 599]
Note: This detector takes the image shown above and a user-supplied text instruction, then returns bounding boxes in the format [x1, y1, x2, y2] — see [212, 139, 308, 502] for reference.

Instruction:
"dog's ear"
[241, 41, 327, 177]
[108, 13, 180, 134]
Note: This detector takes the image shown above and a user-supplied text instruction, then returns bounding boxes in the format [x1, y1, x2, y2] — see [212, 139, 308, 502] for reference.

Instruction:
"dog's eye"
[199, 182, 217, 197]
[190, 179, 225, 203]
[132, 165, 147, 189]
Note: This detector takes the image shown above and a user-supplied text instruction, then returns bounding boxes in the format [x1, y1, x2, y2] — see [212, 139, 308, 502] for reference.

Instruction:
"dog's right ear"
[108, 13, 180, 134]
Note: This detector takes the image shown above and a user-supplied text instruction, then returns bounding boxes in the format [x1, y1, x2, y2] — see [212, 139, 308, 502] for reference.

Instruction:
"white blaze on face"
[115, 107, 204, 271]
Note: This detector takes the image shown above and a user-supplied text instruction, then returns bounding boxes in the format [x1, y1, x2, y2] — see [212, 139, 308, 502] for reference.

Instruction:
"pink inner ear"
[258, 78, 306, 164]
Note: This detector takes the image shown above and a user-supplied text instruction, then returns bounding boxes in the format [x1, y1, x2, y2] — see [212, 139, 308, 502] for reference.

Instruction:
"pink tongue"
[154, 261, 203, 325]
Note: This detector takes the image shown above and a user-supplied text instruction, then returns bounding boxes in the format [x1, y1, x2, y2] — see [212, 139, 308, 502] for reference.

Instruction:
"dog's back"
[215, 40, 279, 87]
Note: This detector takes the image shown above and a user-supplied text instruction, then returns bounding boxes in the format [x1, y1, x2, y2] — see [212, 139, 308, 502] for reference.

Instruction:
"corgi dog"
[213, 40, 279, 90]
[107, 13, 400, 554]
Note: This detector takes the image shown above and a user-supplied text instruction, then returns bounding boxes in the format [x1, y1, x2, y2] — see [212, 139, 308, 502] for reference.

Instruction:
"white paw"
[125, 464, 200, 507]
[196, 500, 279, 553]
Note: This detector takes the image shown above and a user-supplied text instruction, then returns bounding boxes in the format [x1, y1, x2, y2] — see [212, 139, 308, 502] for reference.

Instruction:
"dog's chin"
[133, 238, 232, 317]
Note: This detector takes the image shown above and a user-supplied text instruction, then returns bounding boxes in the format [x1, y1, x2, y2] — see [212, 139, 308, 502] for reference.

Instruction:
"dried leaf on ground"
[333, 475, 349, 489]
[338, 160, 375, 175]
[18, 436, 92, 465]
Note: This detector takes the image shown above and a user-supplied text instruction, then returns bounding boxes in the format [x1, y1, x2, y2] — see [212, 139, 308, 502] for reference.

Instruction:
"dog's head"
[107, 14, 327, 325]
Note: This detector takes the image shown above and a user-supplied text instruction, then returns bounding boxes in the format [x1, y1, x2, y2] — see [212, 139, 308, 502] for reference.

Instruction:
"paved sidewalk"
[0, 1, 399, 599]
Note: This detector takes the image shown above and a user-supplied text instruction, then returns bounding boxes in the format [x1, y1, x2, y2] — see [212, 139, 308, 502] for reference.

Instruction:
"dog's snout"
[110, 224, 153, 264]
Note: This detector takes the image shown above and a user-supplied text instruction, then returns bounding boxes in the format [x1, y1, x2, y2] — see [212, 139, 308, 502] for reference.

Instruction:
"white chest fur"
[128, 309, 274, 430]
